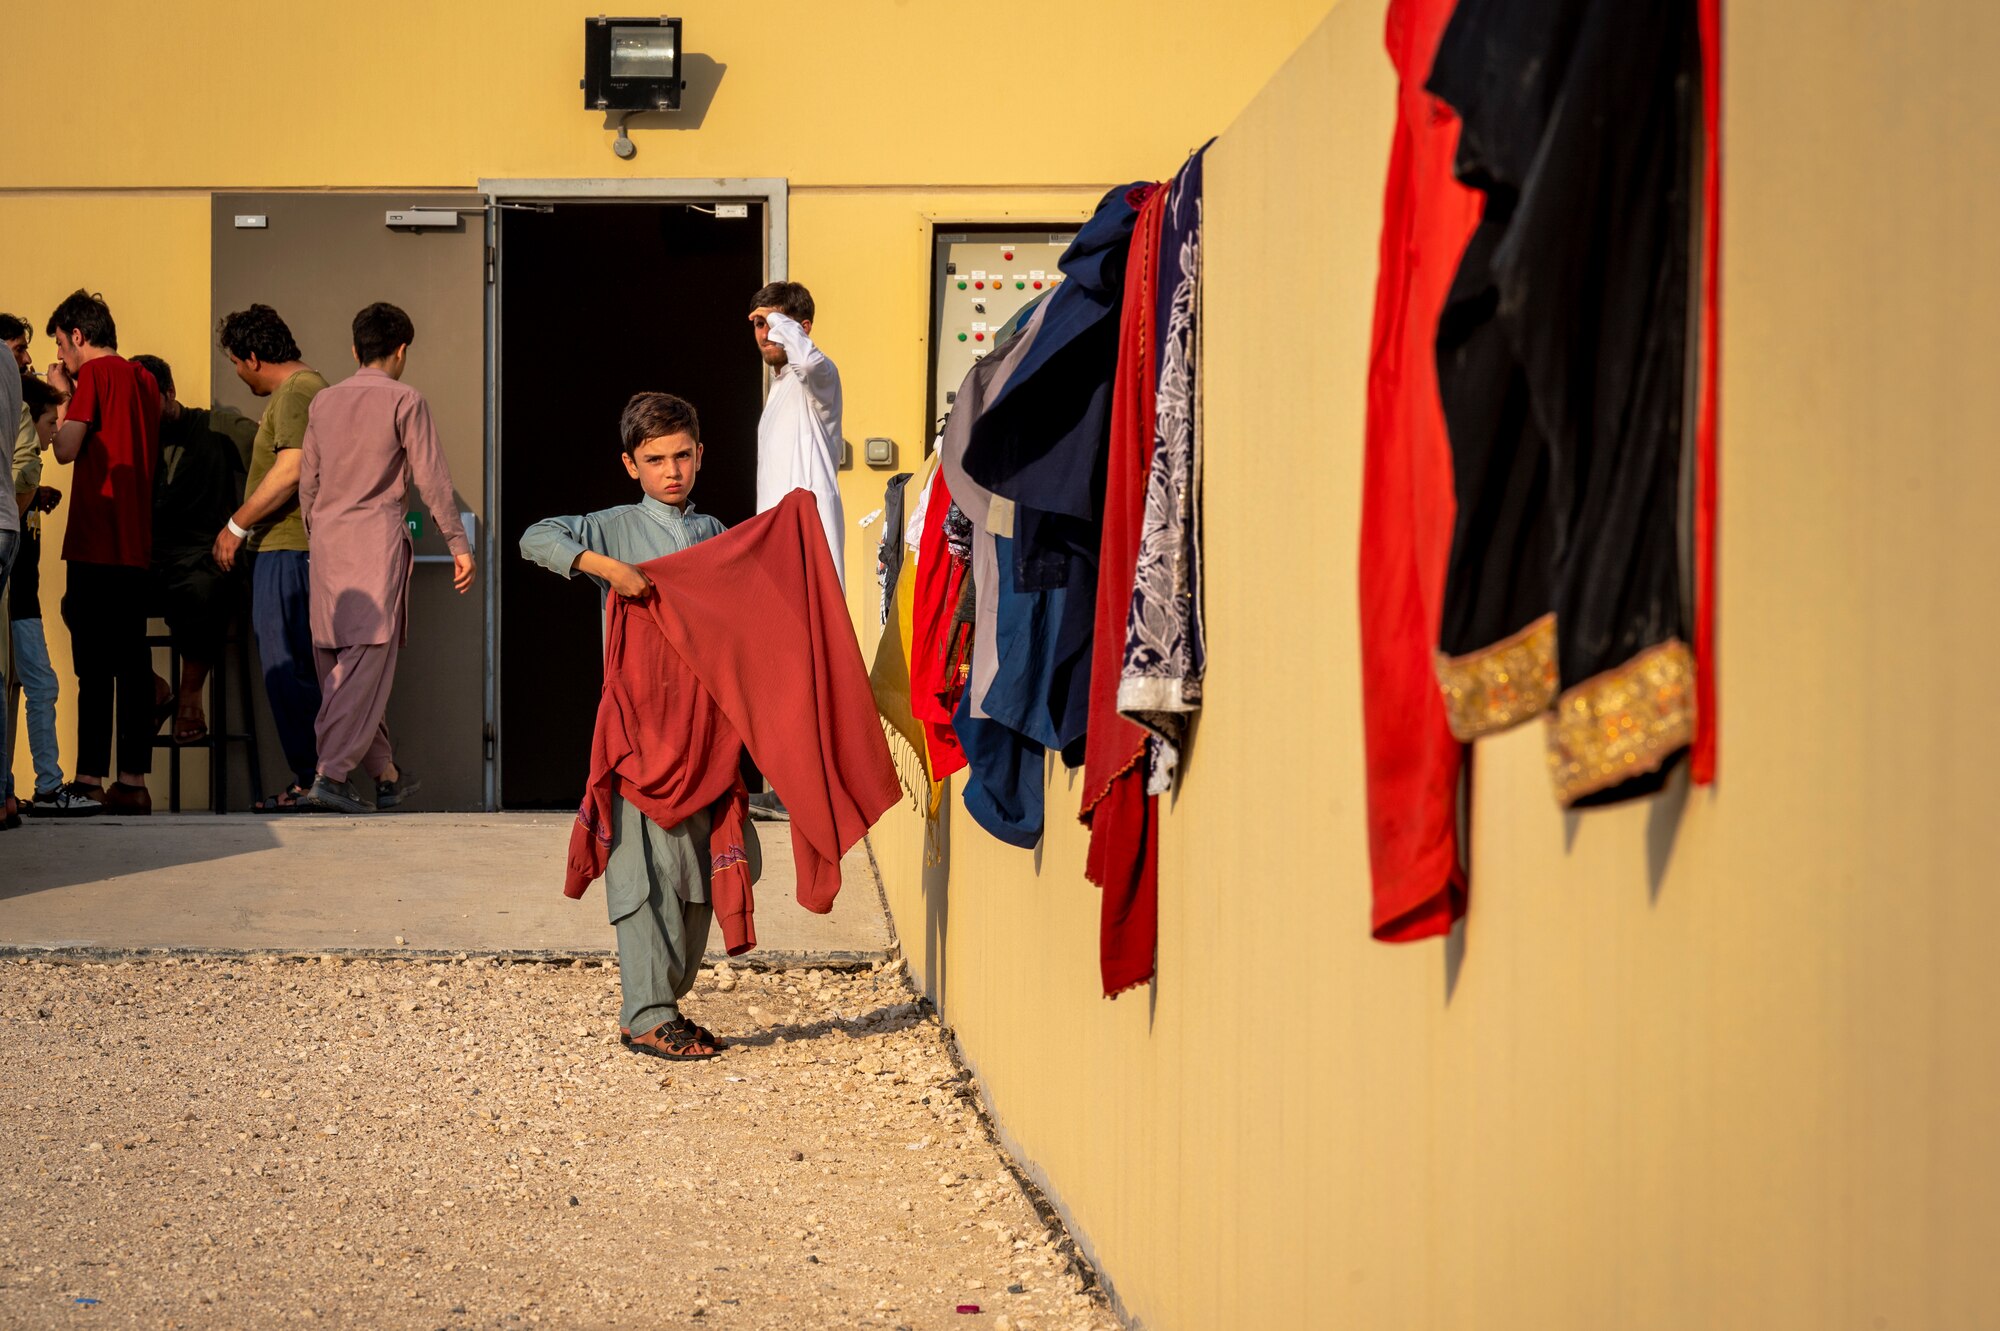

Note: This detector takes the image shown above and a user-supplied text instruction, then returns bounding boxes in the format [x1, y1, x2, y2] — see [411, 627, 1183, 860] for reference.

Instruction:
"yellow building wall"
[874, 1, 2000, 1328]
[0, 196, 219, 799]
[0, 0, 1333, 799]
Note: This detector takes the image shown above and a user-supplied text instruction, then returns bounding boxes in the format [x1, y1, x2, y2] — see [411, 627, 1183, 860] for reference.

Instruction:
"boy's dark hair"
[0, 313, 29, 344]
[46, 290, 118, 350]
[130, 354, 175, 397]
[22, 374, 61, 419]
[217, 304, 302, 363]
[619, 392, 700, 455]
[749, 281, 814, 323]
[352, 302, 415, 365]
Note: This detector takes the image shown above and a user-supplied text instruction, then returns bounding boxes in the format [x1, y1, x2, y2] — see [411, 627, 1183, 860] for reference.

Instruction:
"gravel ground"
[0, 955, 1121, 1331]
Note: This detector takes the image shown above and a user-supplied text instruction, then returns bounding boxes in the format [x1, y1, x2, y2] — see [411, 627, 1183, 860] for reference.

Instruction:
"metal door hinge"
[485, 244, 496, 285]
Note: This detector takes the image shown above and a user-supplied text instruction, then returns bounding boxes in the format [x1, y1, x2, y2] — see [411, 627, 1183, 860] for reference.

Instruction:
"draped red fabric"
[1088, 775, 1158, 999]
[565, 491, 903, 955]
[1081, 179, 1168, 998]
[1691, 0, 1722, 786]
[1360, 0, 1481, 942]
[910, 469, 969, 782]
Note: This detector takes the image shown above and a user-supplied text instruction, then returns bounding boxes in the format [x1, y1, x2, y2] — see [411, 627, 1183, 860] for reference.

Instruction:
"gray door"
[211, 194, 488, 809]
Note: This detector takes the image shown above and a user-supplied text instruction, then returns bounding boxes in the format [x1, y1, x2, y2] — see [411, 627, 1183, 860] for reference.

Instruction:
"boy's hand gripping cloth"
[565, 490, 902, 954]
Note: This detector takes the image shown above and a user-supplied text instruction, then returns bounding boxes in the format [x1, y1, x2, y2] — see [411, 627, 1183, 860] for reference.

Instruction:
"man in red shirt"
[45, 289, 161, 815]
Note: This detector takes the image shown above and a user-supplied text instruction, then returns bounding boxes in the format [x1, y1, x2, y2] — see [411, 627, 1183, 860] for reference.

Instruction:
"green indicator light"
[957, 332, 968, 342]
[957, 280, 967, 290]
[1016, 281, 1026, 289]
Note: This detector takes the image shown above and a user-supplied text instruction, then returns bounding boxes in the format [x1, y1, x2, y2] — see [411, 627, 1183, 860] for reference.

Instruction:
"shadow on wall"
[1645, 766, 1692, 904]
[598, 55, 728, 137]
[921, 794, 952, 1011]
[1445, 757, 1695, 1004]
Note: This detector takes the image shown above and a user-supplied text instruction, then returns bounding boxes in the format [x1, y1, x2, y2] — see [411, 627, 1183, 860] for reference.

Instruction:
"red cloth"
[1359, 0, 1482, 942]
[565, 491, 903, 956]
[1690, 0, 1722, 787]
[60, 355, 160, 568]
[1081, 180, 1167, 998]
[909, 468, 968, 782]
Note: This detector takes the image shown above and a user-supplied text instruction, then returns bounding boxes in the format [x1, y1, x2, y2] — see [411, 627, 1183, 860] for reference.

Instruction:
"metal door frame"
[475, 176, 788, 809]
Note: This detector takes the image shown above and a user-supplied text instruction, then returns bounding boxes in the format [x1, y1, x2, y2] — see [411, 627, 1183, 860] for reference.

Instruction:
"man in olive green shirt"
[215, 304, 326, 809]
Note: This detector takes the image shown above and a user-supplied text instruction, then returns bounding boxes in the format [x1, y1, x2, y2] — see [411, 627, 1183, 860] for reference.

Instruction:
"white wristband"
[226, 518, 251, 540]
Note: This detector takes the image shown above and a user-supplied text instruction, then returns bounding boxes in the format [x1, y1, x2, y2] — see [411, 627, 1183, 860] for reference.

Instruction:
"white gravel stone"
[0, 956, 1119, 1329]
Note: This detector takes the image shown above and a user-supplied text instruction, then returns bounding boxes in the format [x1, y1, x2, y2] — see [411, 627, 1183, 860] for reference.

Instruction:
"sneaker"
[374, 771, 422, 810]
[28, 787, 104, 818]
[101, 782, 152, 816]
[300, 774, 376, 814]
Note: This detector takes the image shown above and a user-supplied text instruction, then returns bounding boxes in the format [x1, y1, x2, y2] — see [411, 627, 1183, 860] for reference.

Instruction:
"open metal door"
[211, 193, 491, 810]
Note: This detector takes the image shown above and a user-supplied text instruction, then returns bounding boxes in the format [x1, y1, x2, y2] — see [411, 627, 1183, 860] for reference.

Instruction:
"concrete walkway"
[0, 813, 891, 965]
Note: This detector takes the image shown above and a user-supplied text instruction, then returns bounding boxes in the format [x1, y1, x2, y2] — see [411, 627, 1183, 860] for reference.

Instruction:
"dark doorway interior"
[498, 200, 765, 808]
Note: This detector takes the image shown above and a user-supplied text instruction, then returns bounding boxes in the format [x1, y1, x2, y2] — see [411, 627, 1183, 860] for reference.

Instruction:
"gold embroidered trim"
[1545, 638, 1696, 807]
[1434, 613, 1559, 741]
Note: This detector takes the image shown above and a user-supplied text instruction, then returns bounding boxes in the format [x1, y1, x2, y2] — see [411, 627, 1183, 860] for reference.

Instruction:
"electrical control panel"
[927, 227, 1076, 438]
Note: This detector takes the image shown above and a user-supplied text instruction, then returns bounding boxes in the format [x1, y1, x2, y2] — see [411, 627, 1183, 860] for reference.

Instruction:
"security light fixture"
[582, 16, 685, 112]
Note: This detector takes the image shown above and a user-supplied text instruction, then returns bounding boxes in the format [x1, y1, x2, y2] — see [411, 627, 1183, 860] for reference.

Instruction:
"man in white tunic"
[746, 281, 845, 822]
[748, 282, 844, 589]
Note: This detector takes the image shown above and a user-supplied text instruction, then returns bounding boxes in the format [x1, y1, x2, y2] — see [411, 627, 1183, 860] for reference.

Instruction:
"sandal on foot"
[252, 783, 311, 813]
[622, 1020, 726, 1051]
[174, 703, 209, 746]
[623, 1018, 720, 1061]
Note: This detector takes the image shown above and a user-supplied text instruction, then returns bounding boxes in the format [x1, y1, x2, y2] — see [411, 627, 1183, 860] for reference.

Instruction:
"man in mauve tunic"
[296, 302, 476, 813]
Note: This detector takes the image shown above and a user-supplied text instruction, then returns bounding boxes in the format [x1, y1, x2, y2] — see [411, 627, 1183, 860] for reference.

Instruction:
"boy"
[45, 289, 162, 814]
[296, 302, 475, 813]
[747, 279, 844, 823]
[12, 377, 72, 818]
[519, 392, 738, 1060]
[747, 280, 844, 585]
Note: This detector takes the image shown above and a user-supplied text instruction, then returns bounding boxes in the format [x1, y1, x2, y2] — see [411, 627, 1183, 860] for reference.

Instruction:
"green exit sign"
[405, 512, 423, 539]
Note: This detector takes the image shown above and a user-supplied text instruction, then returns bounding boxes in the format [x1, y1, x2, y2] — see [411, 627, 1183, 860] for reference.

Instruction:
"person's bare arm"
[51, 419, 88, 465]
[212, 450, 303, 572]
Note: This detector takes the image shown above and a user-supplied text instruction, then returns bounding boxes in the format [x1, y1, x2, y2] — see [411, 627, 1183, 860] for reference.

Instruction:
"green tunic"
[520, 495, 756, 1036]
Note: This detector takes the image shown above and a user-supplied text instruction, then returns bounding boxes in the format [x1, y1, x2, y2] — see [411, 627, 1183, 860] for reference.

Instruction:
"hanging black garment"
[876, 471, 913, 628]
[1427, 0, 1701, 808]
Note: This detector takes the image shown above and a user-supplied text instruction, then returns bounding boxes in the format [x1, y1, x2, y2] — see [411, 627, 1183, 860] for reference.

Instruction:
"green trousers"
[612, 795, 745, 1035]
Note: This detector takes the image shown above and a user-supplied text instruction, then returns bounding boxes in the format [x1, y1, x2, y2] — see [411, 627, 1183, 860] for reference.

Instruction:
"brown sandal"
[622, 1018, 720, 1061]
[621, 1020, 725, 1050]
